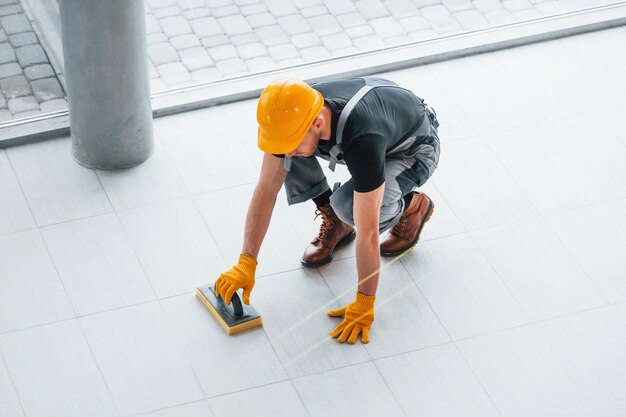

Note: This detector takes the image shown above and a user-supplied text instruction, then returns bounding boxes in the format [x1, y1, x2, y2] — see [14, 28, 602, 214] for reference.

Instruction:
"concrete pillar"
[59, 0, 154, 169]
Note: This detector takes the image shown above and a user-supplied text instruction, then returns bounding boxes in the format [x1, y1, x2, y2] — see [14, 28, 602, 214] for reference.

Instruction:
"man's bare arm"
[353, 183, 385, 295]
[242, 153, 286, 258]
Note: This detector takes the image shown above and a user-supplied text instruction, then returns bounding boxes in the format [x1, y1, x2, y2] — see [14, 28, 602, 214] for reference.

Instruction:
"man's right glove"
[214, 253, 257, 305]
[327, 292, 375, 344]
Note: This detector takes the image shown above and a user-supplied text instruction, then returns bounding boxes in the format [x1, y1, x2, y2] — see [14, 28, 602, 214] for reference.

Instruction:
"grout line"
[0, 347, 29, 417]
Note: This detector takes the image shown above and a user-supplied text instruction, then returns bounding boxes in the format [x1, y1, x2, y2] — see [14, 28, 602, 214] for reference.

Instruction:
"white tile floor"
[2, 27, 626, 417]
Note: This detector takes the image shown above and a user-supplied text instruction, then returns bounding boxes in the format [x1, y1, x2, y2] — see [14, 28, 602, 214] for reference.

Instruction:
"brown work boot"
[301, 203, 356, 267]
[380, 192, 434, 257]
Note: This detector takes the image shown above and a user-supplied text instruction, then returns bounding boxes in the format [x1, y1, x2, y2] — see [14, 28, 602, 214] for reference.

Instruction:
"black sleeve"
[343, 134, 386, 193]
[272, 154, 285, 158]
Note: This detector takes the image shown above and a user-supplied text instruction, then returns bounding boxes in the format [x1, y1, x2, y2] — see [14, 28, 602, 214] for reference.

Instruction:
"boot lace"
[390, 215, 407, 237]
[314, 209, 334, 242]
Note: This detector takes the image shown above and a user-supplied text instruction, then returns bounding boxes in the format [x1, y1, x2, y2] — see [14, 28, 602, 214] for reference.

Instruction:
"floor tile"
[376, 343, 500, 417]
[292, 362, 404, 417]
[118, 198, 228, 299]
[458, 324, 594, 417]
[0, 149, 35, 236]
[0, 229, 74, 334]
[471, 217, 606, 321]
[41, 213, 155, 316]
[252, 268, 370, 378]
[6, 137, 112, 226]
[219, 99, 263, 171]
[160, 293, 288, 398]
[551, 109, 626, 199]
[483, 123, 610, 214]
[79, 302, 204, 417]
[0, 320, 118, 417]
[136, 401, 214, 417]
[193, 184, 307, 277]
[430, 137, 538, 231]
[156, 106, 259, 195]
[560, 27, 626, 107]
[96, 138, 188, 210]
[401, 233, 528, 340]
[413, 181, 465, 241]
[535, 306, 626, 417]
[430, 52, 546, 135]
[319, 257, 450, 359]
[0, 351, 24, 417]
[209, 381, 309, 417]
[383, 64, 479, 142]
[494, 40, 613, 120]
[544, 199, 626, 303]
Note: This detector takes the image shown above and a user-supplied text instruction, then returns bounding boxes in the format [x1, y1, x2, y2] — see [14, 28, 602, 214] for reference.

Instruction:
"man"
[214, 76, 440, 344]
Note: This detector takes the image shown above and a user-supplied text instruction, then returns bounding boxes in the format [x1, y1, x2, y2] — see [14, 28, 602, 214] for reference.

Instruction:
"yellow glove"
[214, 253, 257, 305]
[327, 292, 375, 344]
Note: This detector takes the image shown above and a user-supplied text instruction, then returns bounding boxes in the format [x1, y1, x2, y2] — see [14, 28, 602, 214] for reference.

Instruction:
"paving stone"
[485, 8, 515, 24]
[201, 35, 229, 48]
[370, 17, 407, 37]
[7, 31, 37, 47]
[384, 0, 419, 17]
[0, 91, 5, 107]
[176, 0, 206, 9]
[215, 57, 248, 75]
[503, 0, 533, 11]
[0, 13, 30, 34]
[153, 6, 180, 18]
[205, 0, 233, 7]
[408, 28, 437, 40]
[513, 8, 541, 19]
[411, 0, 441, 6]
[277, 14, 311, 35]
[16, 44, 47, 67]
[0, 109, 11, 121]
[145, 14, 161, 34]
[148, 42, 179, 65]
[536, 1, 564, 14]
[40, 98, 68, 113]
[276, 57, 304, 66]
[191, 67, 221, 83]
[179, 46, 213, 70]
[267, 43, 299, 60]
[183, 7, 211, 19]
[420, 4, 451, 19]
[230, 33, 259, 45]
[323, 0, 357, 14]
[191, 17, 224, 37]
[265, 0, 298, 16]
[157, 62, 192, 85]
[170, 34, 201, 49]
[291, 32, 321, 48]
[399, 15, 431, 31]
[147, 33, 168, 44]
[301, 5, 329, 17]
[0, 62, 21, 78]
[353, 35, 386, 50]
[7, 96, 37, 113]
[322, 33, 353, 50]
[237, 42, 268, 59]
[218, 15, 252, 35]
[0, 0, 18, 4]
[208, 44, 238, 61]
[240, 4, 267, 15]
[213, 5, 239, 17]
[0, 42, 16, 64]
[148, 61, 158, 78]
[295, 0, 323, 7]
[455, 9, 490, 29]
[31, 77, 64, 102]
[300, 45, 332, 60]
[12, 109, 42, 119]
[159, 15, 192, 37]
[146, 0, 176, 8]
[0, 4, 20, 16]
[255, 25, 289, 46]
[355, 0, 390, 19]
[247, 12, 276, 28]
[331, 46, 359, 56]
[0, 29, 5, 43]
[384, 34, 412, 45]
[308, 14, 342, 35]
[150, 77, 168, 92]
[441, 0, 473, 12]
[336, 12, 367, 28]
[430, 15, 462, 33]
[473, 0, 503, 12]
[0, 75, 33, 100]
[233, 0, 260, 5]
[245, 56, 276, 72]
[345, 25, 375, 38]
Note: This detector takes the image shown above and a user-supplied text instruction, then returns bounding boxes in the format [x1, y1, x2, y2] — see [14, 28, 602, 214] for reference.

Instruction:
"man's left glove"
[214, 253, 257, 305]
[327, 292, 375, 344]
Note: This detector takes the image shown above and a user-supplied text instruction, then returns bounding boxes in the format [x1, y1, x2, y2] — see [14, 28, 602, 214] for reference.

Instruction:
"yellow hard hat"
[257, 78, 324, 154]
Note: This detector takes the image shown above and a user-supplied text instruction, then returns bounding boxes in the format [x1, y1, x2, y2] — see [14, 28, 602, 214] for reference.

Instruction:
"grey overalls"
[283, 78, 440, 233]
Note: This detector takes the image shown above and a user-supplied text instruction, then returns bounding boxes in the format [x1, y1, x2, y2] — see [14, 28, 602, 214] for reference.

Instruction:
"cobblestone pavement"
[146, 0, 612, 91]
[0, 0, 66, 123]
